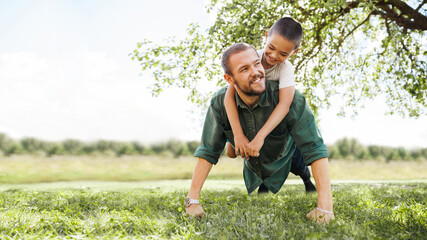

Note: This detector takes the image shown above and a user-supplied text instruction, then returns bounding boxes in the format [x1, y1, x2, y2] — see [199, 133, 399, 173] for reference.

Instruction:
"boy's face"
[263, 32, 299, 67]
[225, 48, 266, 96]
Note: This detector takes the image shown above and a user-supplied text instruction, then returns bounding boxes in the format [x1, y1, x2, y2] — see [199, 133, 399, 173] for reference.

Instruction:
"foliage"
[187, 140, 201, 154]
[328, 137, 427, 161]
[132, 141, 153, 155]
[20, 137, 47, 154]
[62, 139, 84, 155]
[131, 0, 426, 117]
[0, 183, 425, 239]
[0, 133, 200, 158]
[3, 142, 25, 156]
[0, 133, 426, 161]
[46, 143, 66, 157]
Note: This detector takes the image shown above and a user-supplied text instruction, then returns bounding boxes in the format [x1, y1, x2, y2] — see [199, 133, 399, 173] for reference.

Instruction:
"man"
[185, 43, 334, 224]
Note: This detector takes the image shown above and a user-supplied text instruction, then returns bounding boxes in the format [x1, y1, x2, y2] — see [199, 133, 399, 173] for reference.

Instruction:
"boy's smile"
[262, 32, 298, 69]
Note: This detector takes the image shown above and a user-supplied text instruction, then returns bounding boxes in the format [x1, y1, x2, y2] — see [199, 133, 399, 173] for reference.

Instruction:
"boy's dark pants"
[258, 147, 313, 193]
[290, 147, 311, 180]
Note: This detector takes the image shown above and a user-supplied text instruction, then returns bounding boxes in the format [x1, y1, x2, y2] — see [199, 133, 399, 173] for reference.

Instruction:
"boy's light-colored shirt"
[257, 49, 295, 89]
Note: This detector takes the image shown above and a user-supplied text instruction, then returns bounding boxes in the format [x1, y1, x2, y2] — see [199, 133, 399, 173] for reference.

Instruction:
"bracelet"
[316, 207, 333, 214]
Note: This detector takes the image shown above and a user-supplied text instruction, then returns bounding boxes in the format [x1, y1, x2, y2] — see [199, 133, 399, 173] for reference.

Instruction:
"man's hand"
[185, 204, 205, 218]
[306, 208, 335, 224]
[234, 134, 250, 160]
[246, 136, 264, 157]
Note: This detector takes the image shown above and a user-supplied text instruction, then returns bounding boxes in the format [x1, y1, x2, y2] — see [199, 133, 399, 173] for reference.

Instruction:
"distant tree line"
[328, 138, 427, 161]
[0, 133, 425, 161]
[0, 133, 200, 158]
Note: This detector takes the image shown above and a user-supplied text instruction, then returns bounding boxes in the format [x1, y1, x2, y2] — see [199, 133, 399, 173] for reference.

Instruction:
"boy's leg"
[226, 142, 237, 158]
[290, 147, 317, 193]
[258, 183, 269, 194]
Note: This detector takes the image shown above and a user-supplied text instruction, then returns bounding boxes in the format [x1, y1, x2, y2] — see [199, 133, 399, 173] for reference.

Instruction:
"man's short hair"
[268, 17, 303, 50]
[221, 43, 257, 76]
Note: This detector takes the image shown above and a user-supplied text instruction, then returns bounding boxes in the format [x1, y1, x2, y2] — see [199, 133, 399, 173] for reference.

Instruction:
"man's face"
[227, 48, 266, 96]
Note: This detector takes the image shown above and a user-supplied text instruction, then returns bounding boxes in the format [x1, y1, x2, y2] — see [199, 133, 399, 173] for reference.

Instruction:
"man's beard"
[234, 74, 266, 96]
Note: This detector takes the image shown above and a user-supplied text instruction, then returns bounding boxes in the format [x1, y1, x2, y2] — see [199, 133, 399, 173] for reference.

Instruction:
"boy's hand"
[234, 134, 250, 160]
[306, 208, 335, 224]
[246, 137, 264, 157]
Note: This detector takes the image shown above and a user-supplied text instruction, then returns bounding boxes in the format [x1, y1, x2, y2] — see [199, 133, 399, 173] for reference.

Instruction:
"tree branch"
[327, 11, 373, 62]
[339, 12, 373, 49]
[342, 1, 362, 14]
[415, 1, 425, 12]
[375, 0, 427, 30]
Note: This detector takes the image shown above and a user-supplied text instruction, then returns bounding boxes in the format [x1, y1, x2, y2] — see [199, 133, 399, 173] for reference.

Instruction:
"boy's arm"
[246, 86, 295, 157]
[185, 157, 213, 217]
[224, 84, 250, 159]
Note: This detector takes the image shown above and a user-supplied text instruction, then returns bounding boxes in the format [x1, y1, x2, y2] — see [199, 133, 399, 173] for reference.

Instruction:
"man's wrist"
[317, 202, 333, 212]
[317, 194, 333, 212]
[184, 197, 200, 208]
[316, 207, 333, 214]
[187, 191, 199, 200]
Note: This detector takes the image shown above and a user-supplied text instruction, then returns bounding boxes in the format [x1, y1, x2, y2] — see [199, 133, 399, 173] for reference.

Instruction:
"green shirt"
[194, 81, 328, 194]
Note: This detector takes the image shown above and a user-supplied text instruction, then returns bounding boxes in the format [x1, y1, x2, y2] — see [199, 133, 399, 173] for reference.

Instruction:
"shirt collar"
[235, 89, 270, 110]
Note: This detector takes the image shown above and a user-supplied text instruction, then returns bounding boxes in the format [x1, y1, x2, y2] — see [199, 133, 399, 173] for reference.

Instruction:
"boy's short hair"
[268, 17, 303, 50]
[221, 43, 257, 76]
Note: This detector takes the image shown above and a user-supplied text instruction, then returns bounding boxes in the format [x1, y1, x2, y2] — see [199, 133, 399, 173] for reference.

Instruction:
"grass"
[0, 156, 242, 183]
[0, 156, 425, 238]
[0, 155, 426, 183]
[329, 160, 427, 180]
[0, 181, 425, 239]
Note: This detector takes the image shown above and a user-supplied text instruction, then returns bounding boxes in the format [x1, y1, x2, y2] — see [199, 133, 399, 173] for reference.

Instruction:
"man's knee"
[226, 142, 237, 158]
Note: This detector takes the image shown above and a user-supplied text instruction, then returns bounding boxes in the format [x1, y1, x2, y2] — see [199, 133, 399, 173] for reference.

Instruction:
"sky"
[0, 0, 426, 148]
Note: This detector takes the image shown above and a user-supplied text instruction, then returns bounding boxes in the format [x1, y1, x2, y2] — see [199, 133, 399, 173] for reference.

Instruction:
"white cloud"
[0, 52, 49, 83]
[0, 51, 200, 143]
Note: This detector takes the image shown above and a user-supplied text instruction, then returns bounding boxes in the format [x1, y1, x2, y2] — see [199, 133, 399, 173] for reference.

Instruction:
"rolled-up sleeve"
[194, 99, 227, 165]
[287, 91, 329, 165]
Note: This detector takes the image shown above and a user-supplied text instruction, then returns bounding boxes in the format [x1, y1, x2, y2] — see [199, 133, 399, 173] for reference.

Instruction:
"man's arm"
[306, 157, 335, 224]
[187, 91, 227, 217]
[285, 91, 333, 224]
[185, 158, 213, 217]
[312, 158, 332, 210]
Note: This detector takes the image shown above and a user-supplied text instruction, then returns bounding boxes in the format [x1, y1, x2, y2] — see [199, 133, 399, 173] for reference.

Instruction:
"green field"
[0, 181, 426, 239]
[1, 156, 426, 183]
[0, 156, 426, 238]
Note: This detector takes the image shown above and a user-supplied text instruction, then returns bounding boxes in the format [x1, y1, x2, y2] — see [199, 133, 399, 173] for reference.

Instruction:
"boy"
[224, 17, 315, 192]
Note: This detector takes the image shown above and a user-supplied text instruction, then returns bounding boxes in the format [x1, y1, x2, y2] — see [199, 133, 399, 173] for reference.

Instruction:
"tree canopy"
[131, 0, 426, 117]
